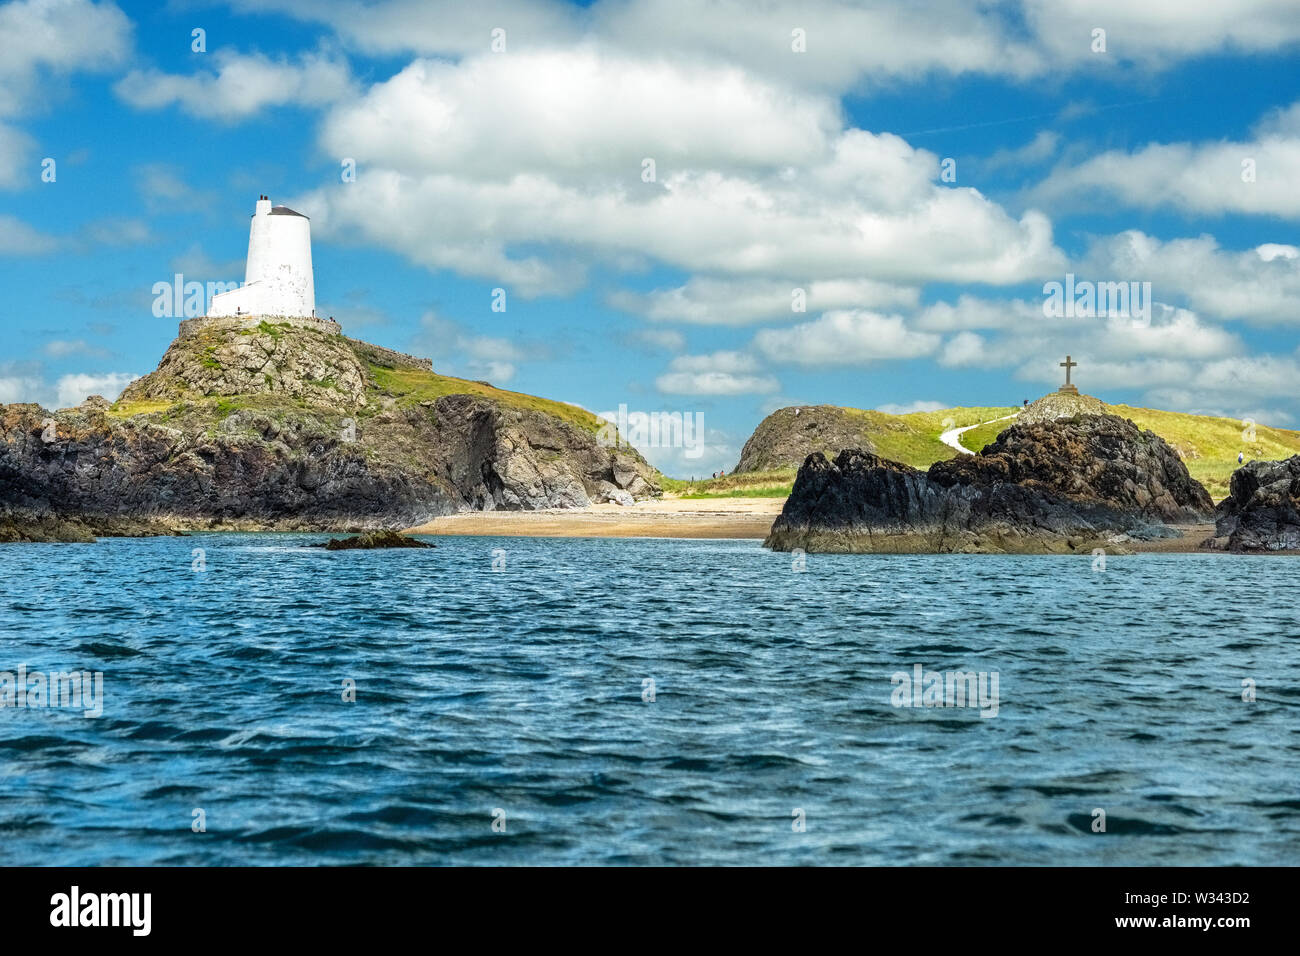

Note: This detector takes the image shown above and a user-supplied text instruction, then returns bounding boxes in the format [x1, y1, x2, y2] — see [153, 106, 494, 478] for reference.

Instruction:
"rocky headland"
[1206, 455, 1300, 551]
[765, 413, 1215, 553]
[0, 319, 659, 541]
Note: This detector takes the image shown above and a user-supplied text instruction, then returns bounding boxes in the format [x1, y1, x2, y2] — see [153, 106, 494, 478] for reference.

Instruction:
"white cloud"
[1033, 98, 1300, 219]
[411, 311, 537, 384]
[877, 399, 948, 415]
[53, 371, 136, 408]
[0, 0, 132, 118]
[754, 310, 939, 366]
[611, 277, 919, 326]
[655, 351, 779, 395]
[320, 49, 839, 182]
[980, 130, 1060, 174]
[0, 213, 56, 254]
[939, 331, 997, 368]
[115, 49, 353, 121]
[232, 0, 1044, 89]
[298, 51, 1062, 297]
[0, 121, 34, 188]
[1025, 0, 1300, 68]
[1082, 230, 1300, 325]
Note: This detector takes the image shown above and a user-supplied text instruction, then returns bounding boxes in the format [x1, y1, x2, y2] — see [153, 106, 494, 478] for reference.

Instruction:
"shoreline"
[405, 497, 783, 539]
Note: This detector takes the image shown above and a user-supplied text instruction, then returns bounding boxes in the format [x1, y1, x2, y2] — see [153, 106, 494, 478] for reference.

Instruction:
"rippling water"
[0, 533, 1297, 865]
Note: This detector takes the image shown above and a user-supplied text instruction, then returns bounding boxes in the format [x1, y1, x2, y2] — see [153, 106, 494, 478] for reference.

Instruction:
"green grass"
[1113, 404, 1300, 500]
[888, 401, 1300, 501]
[678, 485, 793, 499]
[106, 398, 173, 418]
[367, 365, 606, 436]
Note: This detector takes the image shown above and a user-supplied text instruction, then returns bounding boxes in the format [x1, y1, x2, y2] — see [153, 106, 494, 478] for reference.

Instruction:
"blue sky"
[2, 0, 1300, 476]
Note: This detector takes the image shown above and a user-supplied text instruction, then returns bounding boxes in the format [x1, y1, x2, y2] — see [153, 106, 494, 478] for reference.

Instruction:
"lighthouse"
[206, 195, 315, 319]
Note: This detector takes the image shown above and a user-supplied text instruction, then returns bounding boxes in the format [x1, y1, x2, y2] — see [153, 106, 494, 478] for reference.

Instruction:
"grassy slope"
[366, 366, 607, 435]
[679, 402, 1299, 501]
[662, 405, 1017, 497]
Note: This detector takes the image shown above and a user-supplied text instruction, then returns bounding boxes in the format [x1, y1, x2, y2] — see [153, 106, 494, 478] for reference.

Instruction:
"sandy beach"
[406, 496, 784, 538]
[407, 502, 1232, 551]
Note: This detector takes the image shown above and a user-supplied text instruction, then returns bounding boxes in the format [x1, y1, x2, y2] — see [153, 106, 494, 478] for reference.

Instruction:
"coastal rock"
[734, 405, 877, 473]
[1211, 456, 1300, 551]
[0, 325, 660, 538]
[314, 529, 435, 550]
[1016, 390, 1108, 425]
[765, 414, 1213, 553]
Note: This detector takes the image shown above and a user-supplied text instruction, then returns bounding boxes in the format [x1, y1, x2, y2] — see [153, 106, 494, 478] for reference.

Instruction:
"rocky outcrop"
[734, 405, 877, 473]
[315, 529, 435, 550]
[121, 321, 371, 409]
[765, 414, 1213, 553]
[1208, 456, 1300, 551]
[0, 324, 660, 540]
[1016, 390, 1108, 425]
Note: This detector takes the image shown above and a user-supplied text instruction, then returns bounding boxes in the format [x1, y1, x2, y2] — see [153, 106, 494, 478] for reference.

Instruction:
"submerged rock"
[314, 529, 435, 550]
[1211, 456, 1300, 551]
[765, 414, 1213, 553]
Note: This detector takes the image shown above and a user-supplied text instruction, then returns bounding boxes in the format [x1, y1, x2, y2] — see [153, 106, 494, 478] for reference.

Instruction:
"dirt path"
[939, 412, 1019, 455]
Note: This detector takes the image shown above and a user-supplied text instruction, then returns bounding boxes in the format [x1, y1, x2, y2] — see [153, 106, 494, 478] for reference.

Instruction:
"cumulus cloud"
[53, 371, 135, 408]
[1032, 98, 1300, 219]
[754, 310, 939, 366]
[654, 351, 779, 395]
[610, 277, 919, 326]
[877, 399, 948, 415]
[1081, 230, 1300, 325]
[296, 50, 1061, 297]
[115, 49, 353, 121]
[0, 0, 132, 118]
[1024, 0, 1300, 68]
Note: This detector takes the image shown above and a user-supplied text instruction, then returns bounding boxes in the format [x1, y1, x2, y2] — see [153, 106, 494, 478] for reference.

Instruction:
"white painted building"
[207, 195, 315, 319]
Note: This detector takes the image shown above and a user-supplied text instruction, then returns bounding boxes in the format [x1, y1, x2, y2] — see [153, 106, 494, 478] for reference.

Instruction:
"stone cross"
[1059, 355, 1077, 386]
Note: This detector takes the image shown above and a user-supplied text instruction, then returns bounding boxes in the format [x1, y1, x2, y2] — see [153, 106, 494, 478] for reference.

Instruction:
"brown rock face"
[765, 414, 1212, 553]
[734, 405, 876, 473]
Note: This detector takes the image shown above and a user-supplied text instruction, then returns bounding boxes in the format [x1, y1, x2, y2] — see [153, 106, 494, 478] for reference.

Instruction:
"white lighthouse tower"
[207, 195, 315, 319]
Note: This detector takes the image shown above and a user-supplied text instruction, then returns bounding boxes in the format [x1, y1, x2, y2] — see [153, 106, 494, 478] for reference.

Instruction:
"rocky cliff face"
[1209, 456, 1300, 551]
[734, 405, 877, 473]
[1, 321, 659, 540]
[765, 414, 1212, 553]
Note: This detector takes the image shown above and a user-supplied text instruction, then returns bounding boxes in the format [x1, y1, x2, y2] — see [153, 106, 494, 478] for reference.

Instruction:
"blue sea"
[0, 534, 1297, 866]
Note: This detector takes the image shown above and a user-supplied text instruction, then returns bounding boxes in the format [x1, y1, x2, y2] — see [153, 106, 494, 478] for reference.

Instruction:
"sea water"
[0, 534, 1296, 865]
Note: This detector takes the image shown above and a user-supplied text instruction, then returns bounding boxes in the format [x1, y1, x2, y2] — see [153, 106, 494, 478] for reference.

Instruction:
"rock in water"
[315, 529, 435, 550]
[1211, 456, 1300, 551]
[765, 414, 1213, 553]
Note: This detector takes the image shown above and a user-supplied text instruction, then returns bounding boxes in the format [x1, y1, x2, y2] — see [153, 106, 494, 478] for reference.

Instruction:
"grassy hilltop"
[669, 401, 1300, 501]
